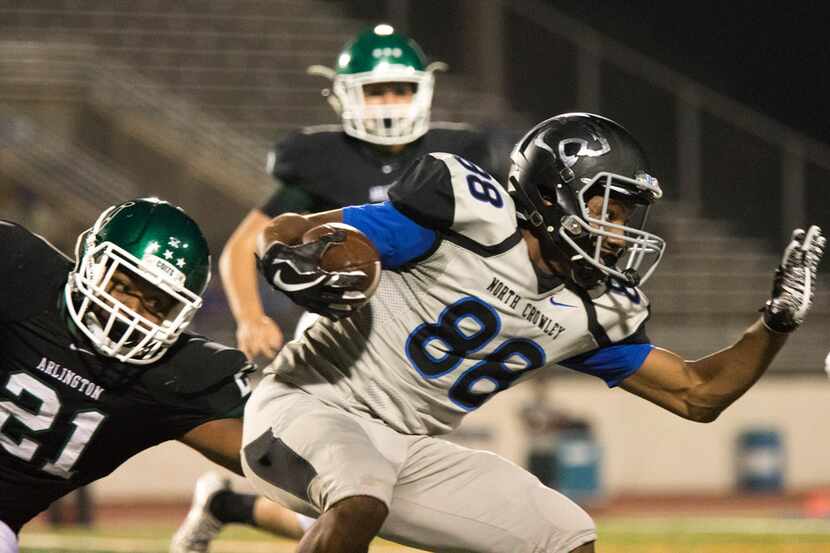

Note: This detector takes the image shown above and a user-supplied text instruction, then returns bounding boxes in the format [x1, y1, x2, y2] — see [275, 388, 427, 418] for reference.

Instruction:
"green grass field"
[19, 517, 830, 553]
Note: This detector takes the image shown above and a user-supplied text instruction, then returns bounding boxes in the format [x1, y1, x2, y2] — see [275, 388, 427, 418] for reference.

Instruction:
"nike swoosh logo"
[549, 297, 577, 309]
[272, 269, 328, 292]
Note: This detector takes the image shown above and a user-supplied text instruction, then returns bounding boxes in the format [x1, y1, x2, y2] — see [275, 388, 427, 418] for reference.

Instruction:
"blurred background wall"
[0, 0, 827, 499]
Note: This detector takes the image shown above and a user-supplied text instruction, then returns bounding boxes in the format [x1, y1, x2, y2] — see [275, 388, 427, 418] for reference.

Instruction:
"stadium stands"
[0, 1, 826, 371]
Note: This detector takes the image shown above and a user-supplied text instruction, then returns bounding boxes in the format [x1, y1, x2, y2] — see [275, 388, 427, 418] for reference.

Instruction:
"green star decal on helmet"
[65, 198, 211, 365]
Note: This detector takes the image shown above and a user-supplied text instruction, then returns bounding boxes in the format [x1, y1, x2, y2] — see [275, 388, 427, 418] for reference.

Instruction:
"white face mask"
[333, 70, 434, 145]
[65, 240, 203, 365]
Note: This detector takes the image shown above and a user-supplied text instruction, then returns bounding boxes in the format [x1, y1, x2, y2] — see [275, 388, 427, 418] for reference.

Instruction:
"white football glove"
[761, 225, 825, 333]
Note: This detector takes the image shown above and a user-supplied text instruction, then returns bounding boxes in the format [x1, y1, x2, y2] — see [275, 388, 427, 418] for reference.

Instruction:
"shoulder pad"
[0, 221, 72, 322]
[142, 335, 253, 398]
[420, 127, 496, 179]
[594, 282, 651, 344]
[268, 128, 345, 180]
[389, 153, 518, 250]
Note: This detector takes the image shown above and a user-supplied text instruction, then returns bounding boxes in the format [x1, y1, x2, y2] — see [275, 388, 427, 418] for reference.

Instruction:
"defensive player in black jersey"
[0, 198, 267, 552]
[220, 23, 494, 362]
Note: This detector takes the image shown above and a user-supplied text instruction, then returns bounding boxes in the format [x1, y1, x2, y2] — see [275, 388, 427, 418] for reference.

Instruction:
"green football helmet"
[309, 24, 446, 145]
[65, 198, 211, 365]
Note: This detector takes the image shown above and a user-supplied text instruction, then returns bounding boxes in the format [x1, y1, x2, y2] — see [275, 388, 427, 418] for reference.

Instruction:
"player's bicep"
[225, 209, 272, 255]
[619, 347, 705, 419]
[179, 417, 244, 475]
[343, 202, 437, 268]
[560, 342, 652, 387]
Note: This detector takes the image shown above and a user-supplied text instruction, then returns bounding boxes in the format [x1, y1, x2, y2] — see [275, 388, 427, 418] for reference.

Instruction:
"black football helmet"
[508, 113, 665, 288]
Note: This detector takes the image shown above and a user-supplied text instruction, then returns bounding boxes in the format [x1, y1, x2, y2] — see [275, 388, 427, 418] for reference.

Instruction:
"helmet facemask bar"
[558, 172, 666, 286]
[66, 241, 203, 365]
[333, 69, 434, 145]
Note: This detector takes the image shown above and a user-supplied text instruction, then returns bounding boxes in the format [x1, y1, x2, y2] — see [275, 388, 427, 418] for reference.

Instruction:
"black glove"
[761, 225, 825, 333]
[258, 231, 369, 320]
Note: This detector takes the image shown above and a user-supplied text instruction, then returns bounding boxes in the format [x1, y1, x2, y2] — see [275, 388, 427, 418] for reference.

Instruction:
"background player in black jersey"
[0, 198, 313, 553]
[220, 23, 495, 362]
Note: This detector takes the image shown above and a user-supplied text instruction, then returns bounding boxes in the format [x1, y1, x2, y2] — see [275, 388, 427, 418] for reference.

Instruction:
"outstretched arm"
[621, 320, 785, 422]
[179, 418, 246, 475]
[621, 226, 825, 422]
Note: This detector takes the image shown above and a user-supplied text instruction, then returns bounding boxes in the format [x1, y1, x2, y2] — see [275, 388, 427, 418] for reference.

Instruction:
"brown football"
[301, 222, 381, 301]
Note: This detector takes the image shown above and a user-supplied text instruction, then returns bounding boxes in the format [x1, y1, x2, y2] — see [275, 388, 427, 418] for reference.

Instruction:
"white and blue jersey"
[267, 153, 651, 435]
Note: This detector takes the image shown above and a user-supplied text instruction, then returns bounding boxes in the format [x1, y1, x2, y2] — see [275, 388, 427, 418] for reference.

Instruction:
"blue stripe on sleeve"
[560, 343, 653, 387]
[343, 202, 438, 269]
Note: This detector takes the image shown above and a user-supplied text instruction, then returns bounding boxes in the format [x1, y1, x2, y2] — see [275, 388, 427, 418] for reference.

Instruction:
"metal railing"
[501, 0, 830, 243]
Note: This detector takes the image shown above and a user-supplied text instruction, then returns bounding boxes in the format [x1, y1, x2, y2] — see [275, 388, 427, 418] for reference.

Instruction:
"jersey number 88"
[455, 156, 503, 208]
[406, 297, 545, 411]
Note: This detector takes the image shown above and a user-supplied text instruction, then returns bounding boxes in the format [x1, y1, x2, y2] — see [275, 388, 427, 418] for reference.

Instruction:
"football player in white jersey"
[241, 113, 824, 553]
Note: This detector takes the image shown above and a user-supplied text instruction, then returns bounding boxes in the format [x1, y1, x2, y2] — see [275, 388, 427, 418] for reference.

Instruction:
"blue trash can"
[736, 428, 784, 493]
[555, 428, 600, 499]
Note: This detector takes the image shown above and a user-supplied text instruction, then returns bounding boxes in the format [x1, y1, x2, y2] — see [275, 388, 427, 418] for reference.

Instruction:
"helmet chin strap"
[570, 241, 642, 288]
[81, 309, 115, 356]
[524, 219, 595, 288]
[83, 310, 105, 339]
[510, 178, 586, 287]
[621, 268, 641, 287]
[599, 248, 642, 287]
[566, 253, 606, 288]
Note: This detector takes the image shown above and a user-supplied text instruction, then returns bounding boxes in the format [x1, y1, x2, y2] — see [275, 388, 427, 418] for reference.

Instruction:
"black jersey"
[260, 123, 493, 217]
[0, 222, 253, 533]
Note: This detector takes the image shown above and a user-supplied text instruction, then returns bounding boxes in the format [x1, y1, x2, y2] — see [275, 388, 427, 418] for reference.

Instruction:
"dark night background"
[356, 1, 829, 143]
[388, 0, 830, 242]
[550, 1, 830, 144]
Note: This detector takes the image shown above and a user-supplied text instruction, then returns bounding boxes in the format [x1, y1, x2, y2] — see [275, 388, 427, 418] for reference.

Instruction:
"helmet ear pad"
[525, 218, 605, 289]
[511, 183, 586, 286]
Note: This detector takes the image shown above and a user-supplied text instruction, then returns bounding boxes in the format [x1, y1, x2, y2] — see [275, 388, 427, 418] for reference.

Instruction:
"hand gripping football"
[301, 223, 382, 302]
